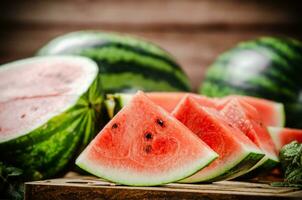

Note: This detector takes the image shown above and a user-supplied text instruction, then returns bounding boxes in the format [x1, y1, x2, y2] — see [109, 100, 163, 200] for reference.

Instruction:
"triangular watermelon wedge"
[172, 96, 264, 182]
[76, 91, 218, 186]
[104, 92, 216, 118]
[220, 99, 279, 171]
[268, 127, 302, 153]
[105, 93, 284, 128]
[221, 95, 285, 127]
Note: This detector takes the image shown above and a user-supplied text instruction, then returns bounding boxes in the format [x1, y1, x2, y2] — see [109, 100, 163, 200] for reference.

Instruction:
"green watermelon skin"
[0, 58, 103, 180]
[200, 37, 302, 128]
[37, 31, 191, 93]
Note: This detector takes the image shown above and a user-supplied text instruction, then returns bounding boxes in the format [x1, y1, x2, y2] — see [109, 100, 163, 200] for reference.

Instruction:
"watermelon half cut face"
[172, 96, 264, 182]
[0, 56, 102, 179]
[220, 99, 279, 171]
[76, 91, 218, 186]
[268, 127, 302, 152]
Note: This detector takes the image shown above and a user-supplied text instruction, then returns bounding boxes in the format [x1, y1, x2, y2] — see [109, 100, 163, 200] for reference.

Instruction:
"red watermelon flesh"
[0, 57, 93, 100]
[0, 96, 74, 142]
[0, 56, 98, 143]
[220, 99, 279, 170]
[172, 96, 263, 182]
[145, 94, 284, 128]
[107, 93, 283, 129]
[268, 127, 302, 152]
[221, 96, 285, 127]
[145, 92, 216, 112]
[145, 92, 188, 112]
[76, 91, 218, 186]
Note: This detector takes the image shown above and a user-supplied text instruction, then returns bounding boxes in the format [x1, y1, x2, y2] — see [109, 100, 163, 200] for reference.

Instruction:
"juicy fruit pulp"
[0, 56, 102, 179]
[172, 96, 264, 182]
[105, 93, 284, 130]
[268, 127, 302, 152]
[76, 91, 218, 186]
[221, 96, 285, 127]
[220, 99, 279, 170]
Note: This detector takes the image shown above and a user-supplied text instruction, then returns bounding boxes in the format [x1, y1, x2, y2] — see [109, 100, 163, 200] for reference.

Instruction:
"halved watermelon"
[268, 127, 302, 152]
[220, 99, 279, 171]
[221, 95, 285, 127]
[172, 96, 264, 182]
[0, 56, 102, 179]
[76, 91, 218, 186]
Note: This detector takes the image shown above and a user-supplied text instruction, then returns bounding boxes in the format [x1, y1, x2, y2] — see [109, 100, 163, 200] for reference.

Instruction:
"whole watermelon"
[37, 31, 191, 93]
[200, 37, 302, 128]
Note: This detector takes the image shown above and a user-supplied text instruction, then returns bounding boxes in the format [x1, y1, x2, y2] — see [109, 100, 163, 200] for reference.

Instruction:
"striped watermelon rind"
[37, 31, 191, 93]
[0, 56, 103, 180]
[77, 151, 217, 186]
[205, 151, 264, 182]
[200, 36, 302, 128]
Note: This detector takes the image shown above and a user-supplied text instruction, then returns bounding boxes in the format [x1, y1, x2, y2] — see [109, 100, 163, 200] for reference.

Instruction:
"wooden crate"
[25, 176, 302, 200]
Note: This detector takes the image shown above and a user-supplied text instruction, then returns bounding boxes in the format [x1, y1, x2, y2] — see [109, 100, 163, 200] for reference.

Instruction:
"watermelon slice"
[221, 96, 285, 127]
[141, 92, 191, 112]
[105, 93, 284, 128]
[268, 127, 302, 152]
[0, 56, 102, 179]
[172, 96, 264, 182]
[105, 92, 216, 118]
[220, 99, 279, 171]
[76, 91, 218, 186]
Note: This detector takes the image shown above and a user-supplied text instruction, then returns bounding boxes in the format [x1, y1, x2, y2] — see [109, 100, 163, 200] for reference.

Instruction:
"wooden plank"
[1, 0, 302, 31]
[0, 29, 301, 91]
[24, 177, 302, 200]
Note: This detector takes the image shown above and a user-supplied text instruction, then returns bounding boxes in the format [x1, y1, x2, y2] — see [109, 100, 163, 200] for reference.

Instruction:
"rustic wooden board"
[25, 176, 302, 200]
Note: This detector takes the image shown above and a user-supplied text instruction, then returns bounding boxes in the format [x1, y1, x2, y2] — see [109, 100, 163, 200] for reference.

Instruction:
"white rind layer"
[268, 126, 283, 150]
[275, 103, 285, 127]
[76, 147, 218, 186]
[179, 143, 263, 183]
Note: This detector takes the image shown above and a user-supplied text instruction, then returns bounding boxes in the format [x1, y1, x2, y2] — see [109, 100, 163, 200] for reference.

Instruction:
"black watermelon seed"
[21, 114, 26, 119]
[145, 132, 153, 140]
[156, 119, 165, 127]
[144, 145, 152, 153]
[112, 123, 118, 129]
[31, 106, 38, 111]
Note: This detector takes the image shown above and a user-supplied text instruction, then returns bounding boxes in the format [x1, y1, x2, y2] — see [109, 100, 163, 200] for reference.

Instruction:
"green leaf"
[273, 141, 302, 187]
[6, 167, 23, 177]
[0, 162, 24, 200]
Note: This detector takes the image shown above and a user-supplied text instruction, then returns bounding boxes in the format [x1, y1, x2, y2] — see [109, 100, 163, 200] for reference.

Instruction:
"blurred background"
[1, 0, 302, 91]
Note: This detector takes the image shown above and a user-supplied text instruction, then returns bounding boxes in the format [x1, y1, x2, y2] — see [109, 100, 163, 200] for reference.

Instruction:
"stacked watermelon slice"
[77, 91, 301, 186]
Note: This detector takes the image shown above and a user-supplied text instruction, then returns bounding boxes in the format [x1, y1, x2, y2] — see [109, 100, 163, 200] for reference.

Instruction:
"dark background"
[1, 0, 302, 91]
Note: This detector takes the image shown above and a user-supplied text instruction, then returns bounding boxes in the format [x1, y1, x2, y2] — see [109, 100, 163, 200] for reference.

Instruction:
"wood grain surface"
[25, 177, 302, 200]
[1, 0, 302, 91]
